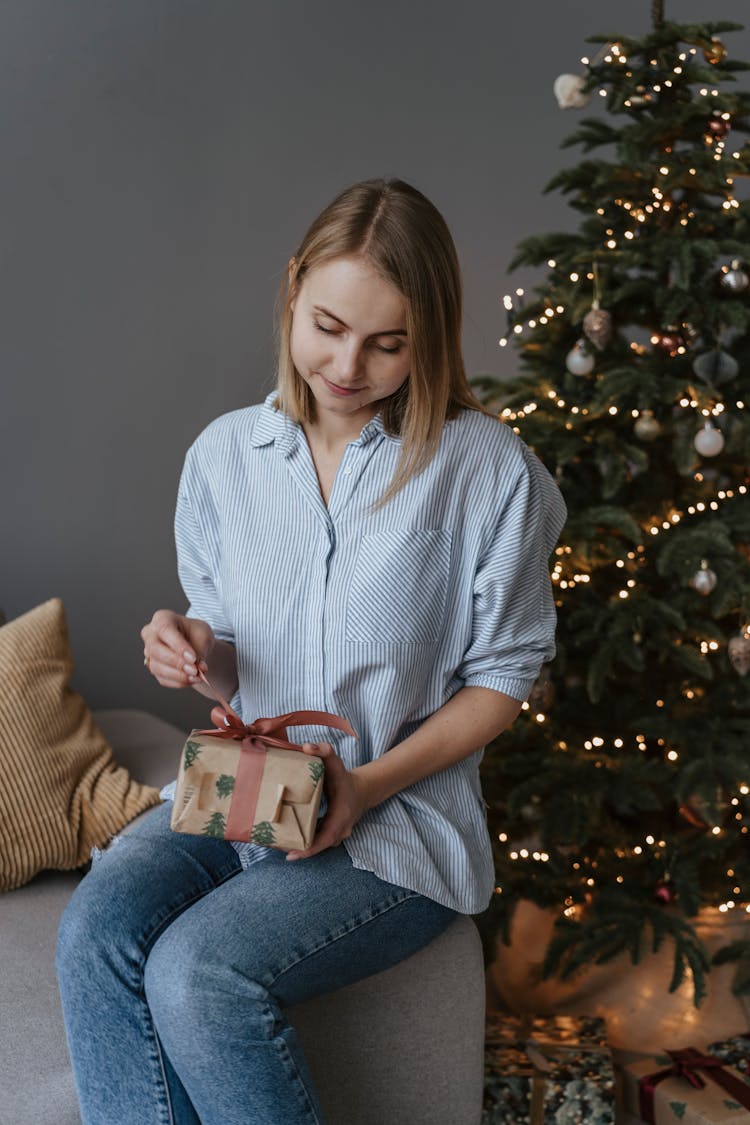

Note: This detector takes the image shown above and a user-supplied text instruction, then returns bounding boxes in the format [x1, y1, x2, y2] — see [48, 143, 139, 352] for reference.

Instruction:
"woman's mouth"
[321, 376, 362, 397]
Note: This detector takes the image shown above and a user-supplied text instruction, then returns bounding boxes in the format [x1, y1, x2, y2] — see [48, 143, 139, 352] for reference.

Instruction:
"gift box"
[706, 1034, 750, 1077]
[622, 1040, 750, 1124]
[482, 1013, 615, 1124]
[170, 706, 356, 852]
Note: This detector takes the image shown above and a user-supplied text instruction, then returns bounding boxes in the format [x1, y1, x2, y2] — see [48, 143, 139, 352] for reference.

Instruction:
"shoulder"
[189, 404, 266, 456]
[442, 409, 566, 531]
[441, 408, 530, 486]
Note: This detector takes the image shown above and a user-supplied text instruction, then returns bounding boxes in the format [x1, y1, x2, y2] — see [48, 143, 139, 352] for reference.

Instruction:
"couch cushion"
[0, 708, 188, 1125]
[0, 599, 161, 890]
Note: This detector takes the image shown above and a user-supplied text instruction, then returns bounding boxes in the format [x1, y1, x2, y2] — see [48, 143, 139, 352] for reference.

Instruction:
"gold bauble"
[703, 37, 727, 65]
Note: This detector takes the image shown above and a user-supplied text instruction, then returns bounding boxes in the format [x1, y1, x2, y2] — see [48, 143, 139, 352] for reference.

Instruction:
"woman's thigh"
[58, 802, 243, 969]
[146, 840, 458, 1009]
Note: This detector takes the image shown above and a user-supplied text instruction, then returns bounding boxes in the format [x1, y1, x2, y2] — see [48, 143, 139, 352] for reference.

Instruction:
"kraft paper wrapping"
[623, 1047, 750, 1124]
[170, 731, 325, 851]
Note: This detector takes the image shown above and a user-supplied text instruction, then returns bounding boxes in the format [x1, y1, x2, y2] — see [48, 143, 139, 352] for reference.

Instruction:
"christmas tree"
[476, 5, 750, 1004]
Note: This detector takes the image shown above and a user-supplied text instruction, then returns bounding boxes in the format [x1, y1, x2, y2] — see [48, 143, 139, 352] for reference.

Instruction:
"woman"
[57, 178, 567, 1124]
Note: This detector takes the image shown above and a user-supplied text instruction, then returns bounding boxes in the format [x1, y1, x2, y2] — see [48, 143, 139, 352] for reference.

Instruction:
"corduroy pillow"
[0, 597, 161, 891]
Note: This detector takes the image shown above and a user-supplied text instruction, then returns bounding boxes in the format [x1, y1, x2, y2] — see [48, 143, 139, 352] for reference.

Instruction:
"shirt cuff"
[461, 673, 535, 702]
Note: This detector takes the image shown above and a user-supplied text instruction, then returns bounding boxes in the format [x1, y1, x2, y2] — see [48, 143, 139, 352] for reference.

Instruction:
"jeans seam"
[265, 889, 420, 988]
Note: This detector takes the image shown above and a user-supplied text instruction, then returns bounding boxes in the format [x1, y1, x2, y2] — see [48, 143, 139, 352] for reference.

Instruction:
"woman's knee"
[56, 839, 146, 985]
[144, 926, 272, 1041]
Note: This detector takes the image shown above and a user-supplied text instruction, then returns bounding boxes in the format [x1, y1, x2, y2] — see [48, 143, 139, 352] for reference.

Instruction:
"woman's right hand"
[140, 610, 215, 690]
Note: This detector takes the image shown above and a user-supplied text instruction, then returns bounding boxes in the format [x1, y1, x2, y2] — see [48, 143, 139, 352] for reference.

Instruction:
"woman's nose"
[335, 339, 364, 381]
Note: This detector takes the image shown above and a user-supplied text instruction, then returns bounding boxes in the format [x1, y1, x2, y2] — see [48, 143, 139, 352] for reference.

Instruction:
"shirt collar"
[249, 390, 393, 455]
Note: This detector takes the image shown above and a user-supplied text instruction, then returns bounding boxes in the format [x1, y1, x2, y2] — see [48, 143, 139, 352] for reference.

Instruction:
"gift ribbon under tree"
[638, 1046, 750, 1124]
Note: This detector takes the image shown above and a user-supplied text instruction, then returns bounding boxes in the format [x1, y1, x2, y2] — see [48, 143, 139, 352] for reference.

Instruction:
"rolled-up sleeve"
[457, 447, 567, 701]
[174, 445, 235, 645]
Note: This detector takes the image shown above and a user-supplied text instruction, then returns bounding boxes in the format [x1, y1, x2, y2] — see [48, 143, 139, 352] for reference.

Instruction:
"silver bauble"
[553, 74, 591, 109]
[720, 260, 749, 294]
[728, 634, 750, 676]
[582, 305, 613, 351]
[694, 423, 725, 457]
[634, 411, 661, 441]
[692, 349, 739, 386]
[690, 560, 718, 595]
[565, 339, 595, 376]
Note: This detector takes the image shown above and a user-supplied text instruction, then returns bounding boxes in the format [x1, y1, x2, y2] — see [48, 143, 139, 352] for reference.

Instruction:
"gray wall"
[4, 1, 749, 730]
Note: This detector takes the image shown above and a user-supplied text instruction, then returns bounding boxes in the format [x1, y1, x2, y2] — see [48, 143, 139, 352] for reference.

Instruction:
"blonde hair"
[274, 179, 488, 507]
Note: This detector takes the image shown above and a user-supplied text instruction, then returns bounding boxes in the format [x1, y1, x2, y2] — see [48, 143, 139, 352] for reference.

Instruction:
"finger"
[210, 705, 234, 729]
[286, 835, 336, 861]
[286, 818, 345, 861]
[299, 741, 333, 757]
[146, 638, 202, 687]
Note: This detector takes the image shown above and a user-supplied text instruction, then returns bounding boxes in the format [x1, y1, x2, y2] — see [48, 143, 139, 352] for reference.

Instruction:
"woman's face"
[289, 255, 411, 435]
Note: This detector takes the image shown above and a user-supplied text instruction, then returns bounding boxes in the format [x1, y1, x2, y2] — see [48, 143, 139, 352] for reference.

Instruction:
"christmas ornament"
[653, 327, 684, 355]
[692, 348, 739, 385]
[679, 790, 726, 829]
[553, 74, 591, 109]
[528, 669, 555, 711]
[728, 633, 750, 676]
[565, 339, 595, 376]
[703, 37, 727, 65]
[634, 411, 660, 441]
[654, 877, 677, 905]
[719, 260, 749, 294]
[582, 303, 612, 351]
[694, 421, 725, 457]
[706, 115, 730, 140]
[690, 559, 717, 595]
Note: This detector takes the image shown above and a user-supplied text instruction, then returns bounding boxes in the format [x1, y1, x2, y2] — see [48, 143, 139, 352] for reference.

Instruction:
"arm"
[286, 686, 521, 861]
[351, 685, 521, 810]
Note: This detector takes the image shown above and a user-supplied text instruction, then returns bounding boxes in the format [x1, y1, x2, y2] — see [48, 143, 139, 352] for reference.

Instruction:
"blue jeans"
[56, 803, 458, 1125]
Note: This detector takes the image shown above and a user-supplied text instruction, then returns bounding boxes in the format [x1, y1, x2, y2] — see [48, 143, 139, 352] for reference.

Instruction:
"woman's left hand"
[286, 741, 370, 861]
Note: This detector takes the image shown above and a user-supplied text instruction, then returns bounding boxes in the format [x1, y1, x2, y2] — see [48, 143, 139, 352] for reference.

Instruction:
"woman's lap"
[74, 801, 458, 1007]
[57, 802, 459, 1123]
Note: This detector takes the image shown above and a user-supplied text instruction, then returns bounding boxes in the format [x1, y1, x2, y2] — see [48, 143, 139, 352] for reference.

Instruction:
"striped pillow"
[0, 598, 161, 891]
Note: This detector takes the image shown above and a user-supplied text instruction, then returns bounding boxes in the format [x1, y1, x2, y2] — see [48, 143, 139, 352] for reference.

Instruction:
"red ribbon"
[194, 670, 357, 842]
[639, 1046, 750, 1123]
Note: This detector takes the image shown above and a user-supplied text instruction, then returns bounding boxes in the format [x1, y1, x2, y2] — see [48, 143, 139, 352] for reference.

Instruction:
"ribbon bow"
[639, 1046, 750, 1123]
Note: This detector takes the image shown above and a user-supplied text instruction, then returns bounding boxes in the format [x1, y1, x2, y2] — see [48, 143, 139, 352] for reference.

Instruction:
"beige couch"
[0, 708, 486, 1125]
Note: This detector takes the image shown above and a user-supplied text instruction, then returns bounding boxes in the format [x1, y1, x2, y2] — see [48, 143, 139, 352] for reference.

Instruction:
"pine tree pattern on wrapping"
[203, 811, 226, 837]
[216, 774, 235, 799]
[669, 1103, 686, 1119]
[251, 821, 276, 845]
[308, 760, 324, 785]
[183, 740, 202, 769]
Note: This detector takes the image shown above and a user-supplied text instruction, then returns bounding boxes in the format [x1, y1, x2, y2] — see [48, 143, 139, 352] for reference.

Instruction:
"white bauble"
[728, 634, 750, 676]
[565, 340, 595, 375]
[694, 422, 725, 457]
[690, 562, 718, 596]
[634, 411, 661, 441]
[553, 74, 591, 109]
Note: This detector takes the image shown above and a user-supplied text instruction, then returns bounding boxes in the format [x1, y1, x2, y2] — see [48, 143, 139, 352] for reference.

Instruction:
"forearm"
[350, 686, 523, 812]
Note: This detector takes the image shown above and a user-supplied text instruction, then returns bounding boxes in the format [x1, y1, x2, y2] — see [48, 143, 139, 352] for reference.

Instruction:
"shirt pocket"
[345, 529, 452, 644]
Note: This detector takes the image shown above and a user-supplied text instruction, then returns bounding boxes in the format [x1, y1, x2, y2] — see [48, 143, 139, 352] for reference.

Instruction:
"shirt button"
[344, 467, 352, 475]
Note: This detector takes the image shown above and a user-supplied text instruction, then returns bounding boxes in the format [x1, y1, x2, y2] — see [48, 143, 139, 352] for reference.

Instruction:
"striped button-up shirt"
[167, 391, 566, 913]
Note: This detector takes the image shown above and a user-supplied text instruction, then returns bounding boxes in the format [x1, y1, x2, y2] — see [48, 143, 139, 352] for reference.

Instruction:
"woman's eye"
[314, 321, 337, 335]
[376, 343, 402, 355]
